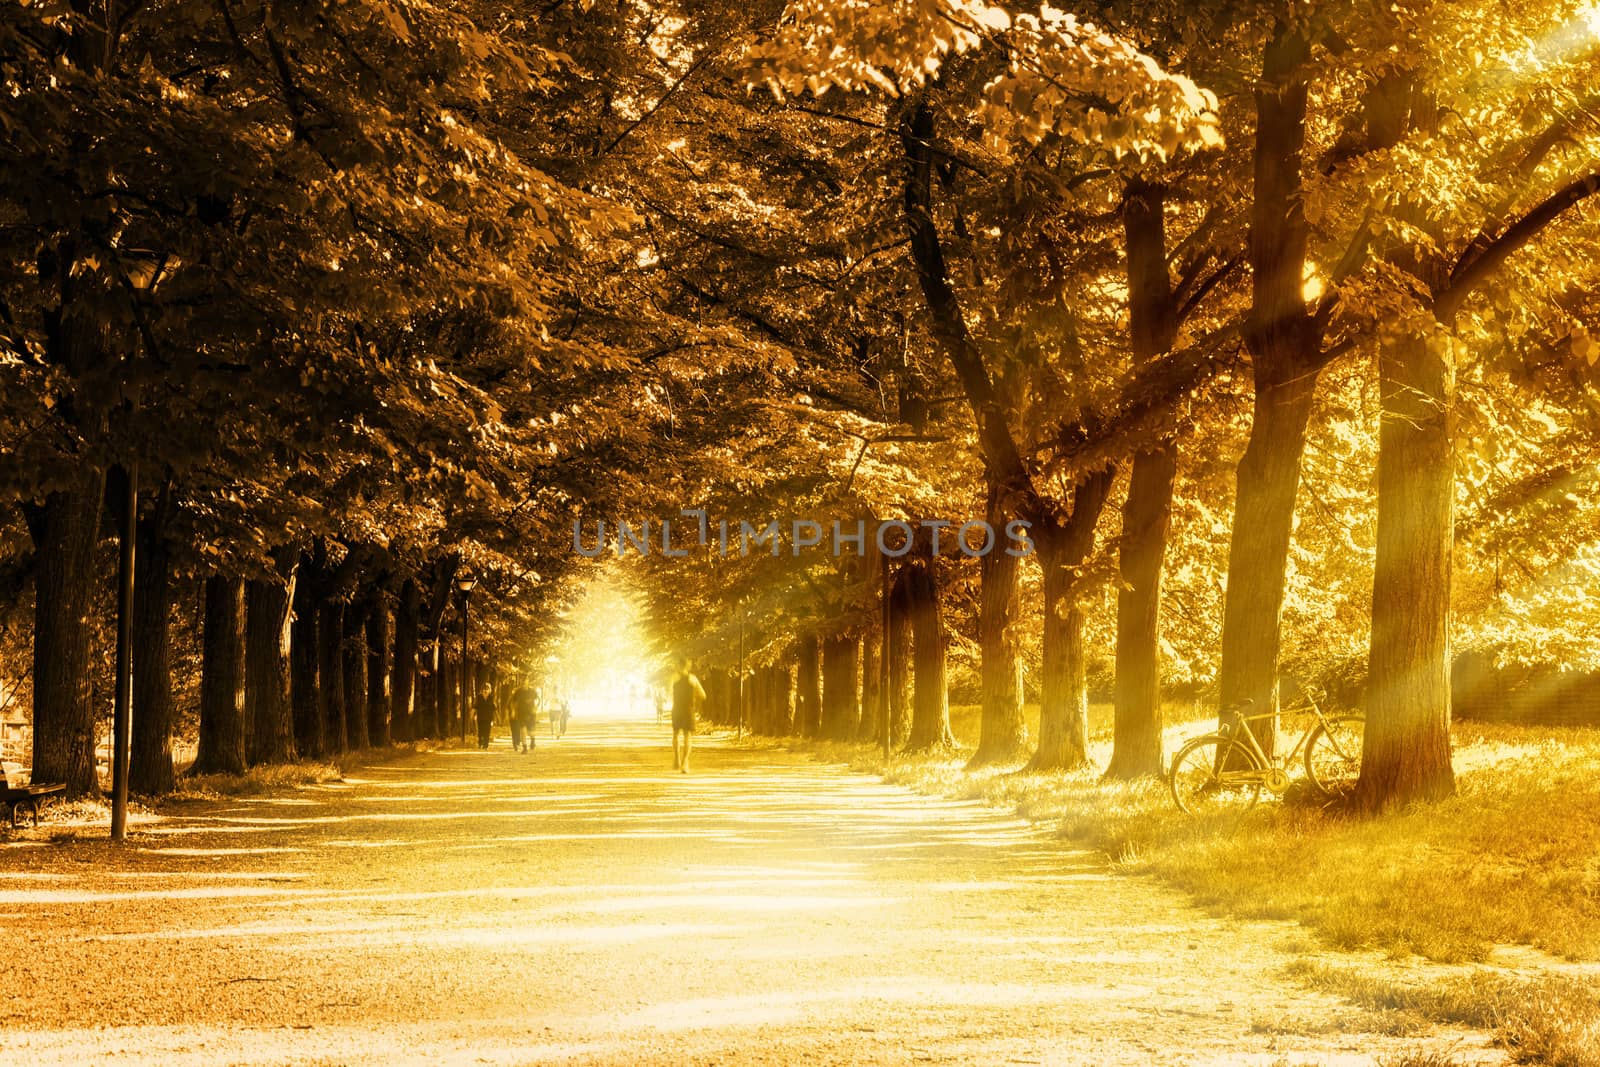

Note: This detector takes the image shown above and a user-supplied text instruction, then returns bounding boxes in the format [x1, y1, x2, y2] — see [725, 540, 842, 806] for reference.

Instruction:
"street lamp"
[736, 601, 747, 740]
[456, 574, 477, 743]
[111, 253, 168, 843]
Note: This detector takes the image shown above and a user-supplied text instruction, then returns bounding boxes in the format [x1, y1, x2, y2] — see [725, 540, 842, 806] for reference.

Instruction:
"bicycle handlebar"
[1218, 694, 1325, 722]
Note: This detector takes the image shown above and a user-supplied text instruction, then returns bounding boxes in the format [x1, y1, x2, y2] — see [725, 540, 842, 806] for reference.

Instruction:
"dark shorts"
[672, 710, 696, 734]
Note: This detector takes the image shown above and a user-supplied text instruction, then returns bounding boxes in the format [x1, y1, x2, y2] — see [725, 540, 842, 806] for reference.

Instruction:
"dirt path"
[2, 717, 1501, 1066]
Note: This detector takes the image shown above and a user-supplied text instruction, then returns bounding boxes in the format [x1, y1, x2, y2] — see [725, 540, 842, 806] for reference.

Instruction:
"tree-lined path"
[3, 722, 1498, 1066]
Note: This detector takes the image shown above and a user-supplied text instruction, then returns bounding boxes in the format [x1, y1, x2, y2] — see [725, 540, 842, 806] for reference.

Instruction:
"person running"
[553, 696, 571, 739]
[474, 681, 496, 750]
[671, 658, 706, 773]
[510, 681, 538, 753]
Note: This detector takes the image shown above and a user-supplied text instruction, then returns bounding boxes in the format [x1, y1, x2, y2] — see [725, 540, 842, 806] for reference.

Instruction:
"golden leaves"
[749, 0, 1222, 163]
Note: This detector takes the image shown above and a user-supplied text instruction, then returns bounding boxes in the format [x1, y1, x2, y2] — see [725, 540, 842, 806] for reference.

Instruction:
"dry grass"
[1290, 961, 1600, 1067]
[164, 759, 344, 801]
[1375, 1051, 1479, 1067]
[798, 714, 1600, 1065]
[160, 740, 437, 802]
[810, 717, 1600, 965]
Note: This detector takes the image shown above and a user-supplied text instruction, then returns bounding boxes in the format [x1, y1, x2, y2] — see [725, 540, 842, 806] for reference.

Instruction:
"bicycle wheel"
[1169, 737, 1263, 816]
[1305, 715, 1364, 796]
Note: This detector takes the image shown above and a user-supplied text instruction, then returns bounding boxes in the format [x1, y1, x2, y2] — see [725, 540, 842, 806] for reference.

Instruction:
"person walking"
[475, 681, 496, 750]
[510, 681, 538, 753]
[671, 657, 705, 773]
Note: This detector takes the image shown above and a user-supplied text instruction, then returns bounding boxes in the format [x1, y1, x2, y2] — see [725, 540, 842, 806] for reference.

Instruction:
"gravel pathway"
[1, 716, 1503, 1065]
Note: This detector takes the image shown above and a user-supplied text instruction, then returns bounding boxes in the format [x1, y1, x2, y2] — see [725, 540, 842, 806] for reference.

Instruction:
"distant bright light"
[539, 569, 658, 719]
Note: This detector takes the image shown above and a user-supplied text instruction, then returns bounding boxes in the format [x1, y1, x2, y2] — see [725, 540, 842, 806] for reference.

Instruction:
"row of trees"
[4, 0, 1598, 815]
[626, 0, 1600, 812]
[1, 0, 770, 793]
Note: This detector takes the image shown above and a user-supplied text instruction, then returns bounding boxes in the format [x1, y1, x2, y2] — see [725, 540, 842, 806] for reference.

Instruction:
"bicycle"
[1169, 691, 1363, 816]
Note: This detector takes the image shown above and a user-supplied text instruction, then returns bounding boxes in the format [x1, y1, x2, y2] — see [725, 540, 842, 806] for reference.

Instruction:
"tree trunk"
[192, 576, 247, 776]
[1027, 470, 1113, 772]
[245, 568, 297, 766]
[464, 656, 479, 736]
[319, 601, 347, 754]
[1024, 470, 1113, 771]
[1033, 552, 1086, 773]
[417, 557, 458, 741]
[343, 598, 370, 750]
[702, 669, 721, 725]
[23, 484, 105, 796]
[777, 664, 794, 736]
[1356, 329, 1457, 811]
[1216, 368, 1318, 752]
[415, 649, 435, 741]
[437, 656, 453, 739]
[886, 569, 912, 749]
[1105, 179, 1180, 782]
[905, 557, 953, 750]
[969, 479, 1027, 766]
[860, 629, 882, 744]
[367, 593, 392, 747]
[795, 635, 821, 738]
[752, 662, 771, 739]
[757, 665, 781, 736]
[714, 669, 733, 726]
[1354, 74, 1459, 812]
[290, 558, 323, 759]
[128, 507, 176, 794]
[1217, 20, 1319, 752]
[702, 669, 717, 725]
[455, 656, 470, 741]
[748, 667, 766, 734]
[393, 579, 420, 743]
[821, 636, 860, 740]
[1105, 444, 1177, 780]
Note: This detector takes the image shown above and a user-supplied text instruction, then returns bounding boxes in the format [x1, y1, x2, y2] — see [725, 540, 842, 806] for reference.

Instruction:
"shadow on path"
[0, 716, 1502, 1066]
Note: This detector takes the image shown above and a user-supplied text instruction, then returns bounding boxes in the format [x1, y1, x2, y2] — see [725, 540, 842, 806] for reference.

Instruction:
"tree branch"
[1174, 251, 1243, 326]
[900, 99, 1033, 500]
[1437, 168, 1600, 321]
[601, 50, 715, 156]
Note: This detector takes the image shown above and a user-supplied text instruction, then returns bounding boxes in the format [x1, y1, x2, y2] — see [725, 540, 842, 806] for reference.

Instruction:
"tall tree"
[192, 576, 247, 776]
[1104, 180, 1181, 779]
[245, 554, 297, 766]
[129, 484, 177, 795]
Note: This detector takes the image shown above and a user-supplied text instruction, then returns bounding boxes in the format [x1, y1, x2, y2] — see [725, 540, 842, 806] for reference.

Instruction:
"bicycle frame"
[1218, 694, 1339, 770]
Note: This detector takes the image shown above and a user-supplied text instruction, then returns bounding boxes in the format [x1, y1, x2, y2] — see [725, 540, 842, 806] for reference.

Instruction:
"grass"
[1375, 1052, 1480, 1067]
[797, 706, 1600, 1063]
[164, 759, 346, 801]
[1289, 960, 1600, 1067]
[810, 708, 1600, 965]
[159, 739, 440, 802]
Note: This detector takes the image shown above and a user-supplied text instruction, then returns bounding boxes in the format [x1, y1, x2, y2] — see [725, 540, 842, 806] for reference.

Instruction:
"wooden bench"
[0, 766, 66, 828]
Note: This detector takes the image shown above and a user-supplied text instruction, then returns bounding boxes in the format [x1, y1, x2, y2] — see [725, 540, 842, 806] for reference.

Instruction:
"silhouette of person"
[510, 682, 537, 752]
[475, 682, 495, 749]
[671, 657, 706, 773]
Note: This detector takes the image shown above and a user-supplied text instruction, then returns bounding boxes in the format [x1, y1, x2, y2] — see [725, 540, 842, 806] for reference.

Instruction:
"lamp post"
[880, 549, 891, 761]
[110, 459, 136, 841]
[111, 254, 165, 843]
[456, 575, 476, 743]
[736, 602, 746, 740]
